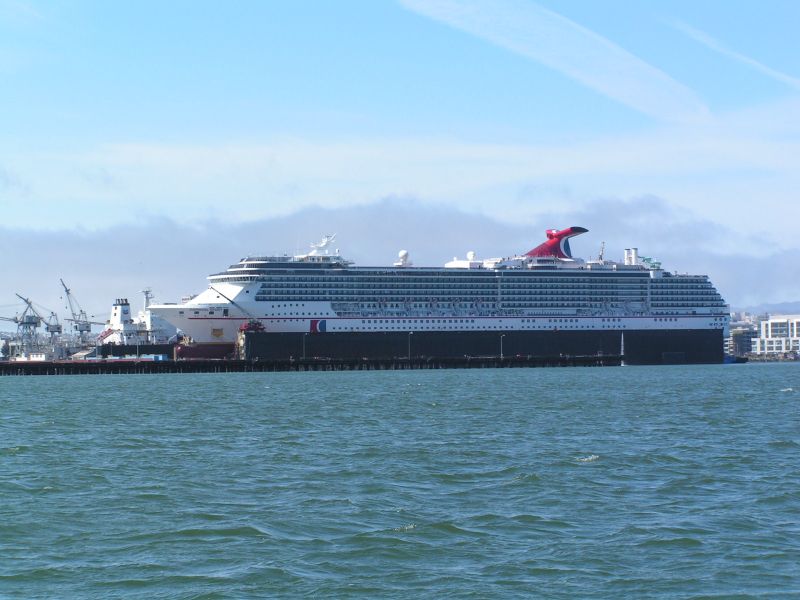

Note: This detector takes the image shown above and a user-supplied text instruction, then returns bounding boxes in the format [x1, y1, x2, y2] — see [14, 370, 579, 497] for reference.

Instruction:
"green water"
[1, 364, 799, 598]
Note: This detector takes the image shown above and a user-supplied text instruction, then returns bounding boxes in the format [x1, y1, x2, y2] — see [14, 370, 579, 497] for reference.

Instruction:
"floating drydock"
[0, 354, 621, 376]
[240, 329, 723, 365]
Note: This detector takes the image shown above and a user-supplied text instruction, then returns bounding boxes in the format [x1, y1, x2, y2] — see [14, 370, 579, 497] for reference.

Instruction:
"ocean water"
[1, 364, 799, 599]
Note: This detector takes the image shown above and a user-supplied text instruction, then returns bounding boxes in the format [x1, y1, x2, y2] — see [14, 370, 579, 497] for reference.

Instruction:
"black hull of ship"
[100, 343, 175, 358]
[243, 329, 723, 366]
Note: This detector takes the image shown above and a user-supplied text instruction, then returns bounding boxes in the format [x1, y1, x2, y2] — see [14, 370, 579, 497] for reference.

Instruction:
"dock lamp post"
[408, 331, 414, 360]
[500, 334, 506, 360]
[302, 332, 308, 360]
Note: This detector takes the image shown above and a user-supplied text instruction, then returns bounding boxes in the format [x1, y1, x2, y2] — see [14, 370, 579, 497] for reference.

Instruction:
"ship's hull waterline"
[242, 328, 724, 365]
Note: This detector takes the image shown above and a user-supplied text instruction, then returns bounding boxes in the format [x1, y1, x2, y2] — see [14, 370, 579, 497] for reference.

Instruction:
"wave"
[509, 472, 541, 483]
[128, 525, 271, 542]
[637, 536, 703, 548]
[576, 454, 600, 463]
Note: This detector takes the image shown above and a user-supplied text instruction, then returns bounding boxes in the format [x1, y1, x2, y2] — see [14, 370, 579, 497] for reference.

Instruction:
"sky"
[2, 0, 800, 326]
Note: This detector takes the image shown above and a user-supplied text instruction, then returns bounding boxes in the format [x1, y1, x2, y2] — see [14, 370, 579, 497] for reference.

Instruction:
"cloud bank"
[5, 103, 800, 250]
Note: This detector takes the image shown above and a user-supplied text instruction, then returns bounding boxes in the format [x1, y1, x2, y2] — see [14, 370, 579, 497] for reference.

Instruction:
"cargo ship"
[148, 228, 729, 364]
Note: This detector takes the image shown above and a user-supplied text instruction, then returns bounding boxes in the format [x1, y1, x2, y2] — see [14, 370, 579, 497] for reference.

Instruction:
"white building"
[751, 315, 800, 355]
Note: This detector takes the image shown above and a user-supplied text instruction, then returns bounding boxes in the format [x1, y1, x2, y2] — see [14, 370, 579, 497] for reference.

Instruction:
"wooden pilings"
[0, 354, 622, 376]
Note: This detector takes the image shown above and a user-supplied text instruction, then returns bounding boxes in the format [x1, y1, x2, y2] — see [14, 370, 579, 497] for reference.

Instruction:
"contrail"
[671, 19, 800, 91]
[398, 0, 710, 124]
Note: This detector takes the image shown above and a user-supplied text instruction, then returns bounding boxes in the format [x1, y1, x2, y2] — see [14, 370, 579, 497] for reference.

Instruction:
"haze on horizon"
[2, 0, 799, 328]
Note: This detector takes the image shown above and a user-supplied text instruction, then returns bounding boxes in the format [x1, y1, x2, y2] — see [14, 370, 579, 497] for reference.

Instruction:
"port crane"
[43, 311, 62, 338]
[18, 294, 66, 341]
[0, 294, 46, 355]
[60, 279, 104, 341]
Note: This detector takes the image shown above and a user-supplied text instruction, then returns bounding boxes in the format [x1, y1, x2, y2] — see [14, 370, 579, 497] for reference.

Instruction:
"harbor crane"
[60, 279, 103, 341]
[44, 311, 62, 338]
[0, 294, 45, 355]
[17, 294, 65, 342]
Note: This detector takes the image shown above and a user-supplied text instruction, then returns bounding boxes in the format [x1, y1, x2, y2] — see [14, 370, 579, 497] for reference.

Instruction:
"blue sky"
[1, 0, 800, 319]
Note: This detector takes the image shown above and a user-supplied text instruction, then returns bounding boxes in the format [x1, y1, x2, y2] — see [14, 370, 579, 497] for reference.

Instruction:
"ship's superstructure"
[148, 229, 729, 364]
[98, 291, 178, 346]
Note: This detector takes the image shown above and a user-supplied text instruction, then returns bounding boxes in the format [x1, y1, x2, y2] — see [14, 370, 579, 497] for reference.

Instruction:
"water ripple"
[1, 365, 799, 597]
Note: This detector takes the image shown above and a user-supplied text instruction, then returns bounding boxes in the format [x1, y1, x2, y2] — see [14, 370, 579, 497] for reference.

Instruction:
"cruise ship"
[148, 228, 729, 364]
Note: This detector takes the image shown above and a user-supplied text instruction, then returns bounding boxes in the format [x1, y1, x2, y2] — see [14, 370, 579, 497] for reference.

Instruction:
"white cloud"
[3, 107, 797, 245]
[398, 0, 709, 123]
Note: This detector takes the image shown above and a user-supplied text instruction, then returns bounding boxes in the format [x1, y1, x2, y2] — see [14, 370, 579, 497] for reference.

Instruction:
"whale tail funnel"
[525, 226, 588, 259]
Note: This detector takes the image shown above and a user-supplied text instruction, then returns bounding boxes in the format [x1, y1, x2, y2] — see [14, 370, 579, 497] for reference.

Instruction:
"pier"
[0, 354, 622, 376]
